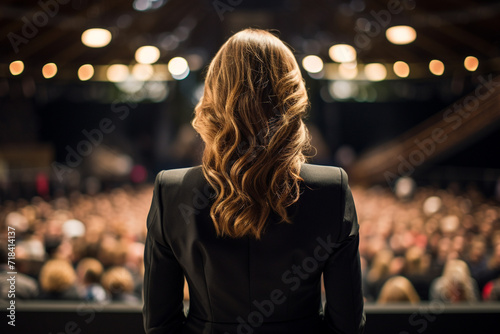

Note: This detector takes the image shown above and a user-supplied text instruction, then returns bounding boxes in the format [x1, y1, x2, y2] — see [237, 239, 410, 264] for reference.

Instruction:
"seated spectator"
[377, 276, 420, 304]
[101, 266, 139, 303]
[429, 259, 479, 303]
[403, 246, 432, 300]
[0, 242, 39, 300]
[38, 259, 81, 300]
[76, 257, 107, 302]
[366, 249, 393, 301]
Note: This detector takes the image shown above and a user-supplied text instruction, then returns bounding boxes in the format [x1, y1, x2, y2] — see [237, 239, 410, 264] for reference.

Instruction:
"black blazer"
[143, 164, 365, 334]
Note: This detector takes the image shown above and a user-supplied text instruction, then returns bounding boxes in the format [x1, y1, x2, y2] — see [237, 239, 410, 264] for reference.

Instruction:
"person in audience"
[366, 249, 393, 301]
[76, 257, 107, 302]
[403, 246, 432, 300]
[0, 242, 39, 299]
[38, 259, 81, 300]
[101, 266, 139, 303]
[377, 276, 420, 304]
[429, 259, 479, 303]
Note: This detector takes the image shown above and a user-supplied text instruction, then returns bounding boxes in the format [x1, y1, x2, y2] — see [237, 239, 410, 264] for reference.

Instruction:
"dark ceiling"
[1, 0, 500, 80]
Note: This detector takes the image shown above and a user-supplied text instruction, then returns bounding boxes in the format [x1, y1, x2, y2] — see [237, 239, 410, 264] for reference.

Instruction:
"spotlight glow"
[338, 63, 358, 80]
[168, 57, 190, 79]
[106, 64, 129, 82]
[385, 25, 417, 45]
[42, 63, 57, 79]
[132, 64, 154, 81]
[81, 28, 112, 48]
[302, 55, 324, 73]
[78, 64, 94, 81]
[135, 46, 160, 64]
[329, 44, 357, 63]
[9, 60, 24, 75]
[464, 56, 479, 72]
[364, 63, 387, 81]
[429, 59, 445, 76]
[393, 61, 410, 78]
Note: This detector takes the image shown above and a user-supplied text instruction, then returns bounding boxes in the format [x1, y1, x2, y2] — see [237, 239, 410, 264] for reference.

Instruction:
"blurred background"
[1, 0, 500, 331]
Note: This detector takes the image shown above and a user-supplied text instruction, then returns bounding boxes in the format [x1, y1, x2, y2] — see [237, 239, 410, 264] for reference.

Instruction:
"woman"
[377, 276, 420, 304]
[429, 259, 479, 303]
[143, 28, 365, 334]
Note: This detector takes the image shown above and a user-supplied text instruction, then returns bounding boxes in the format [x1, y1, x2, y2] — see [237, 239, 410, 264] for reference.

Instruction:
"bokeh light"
[135, 46, 160, 64]
[42, 63, 57, 79]
[78, 64, 94, 81]
[9, 60, 24, 76]
[81, 28, 112, 48]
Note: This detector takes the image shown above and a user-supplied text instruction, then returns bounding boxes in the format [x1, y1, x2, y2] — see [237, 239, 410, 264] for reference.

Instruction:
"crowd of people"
[1, 178, 500, 304]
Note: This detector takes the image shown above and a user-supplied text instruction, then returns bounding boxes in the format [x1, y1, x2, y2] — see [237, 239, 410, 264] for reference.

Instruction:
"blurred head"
[441, 259, 477, 302]
[367, 249, 393, 283]
[404, 246, 429, 276]
[76, 257, 104, 285]
[39, 259, 77, 293]
[192, 28, 311, 239]
[377, 276, 420, 304]
[101, 266, 134, 295]
[467, 236, 486, 263]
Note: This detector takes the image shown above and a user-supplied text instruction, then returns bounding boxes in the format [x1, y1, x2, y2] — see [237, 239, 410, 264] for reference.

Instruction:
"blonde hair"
[192, 28, 311, 239]
[441, 259, 477, 302]
[101, 266, 134, 293]
[39, 259, 77, 292]
[377, 276, 420, 304]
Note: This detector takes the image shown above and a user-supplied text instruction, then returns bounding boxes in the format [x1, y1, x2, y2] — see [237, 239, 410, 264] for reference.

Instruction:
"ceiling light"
[9, 60, 24, 75]
[302, 55, 324, 73]
[329, 44, 357, 63]
[78, 64, 94, 81]
[42, 63, 57, 79]
[81, 28, 112, 48]
[464, 56, 479, 72]
[364, 63, 387, 81]
[429, 60, 444, 76]
[386, 25, 417, 45]
[393, 61, 410, 78]
[135, 46, 160, 64]
[106, 64, 129, 82]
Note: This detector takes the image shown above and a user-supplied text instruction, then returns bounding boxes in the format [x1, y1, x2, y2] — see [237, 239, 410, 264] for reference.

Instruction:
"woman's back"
[143, 164, 365, 333]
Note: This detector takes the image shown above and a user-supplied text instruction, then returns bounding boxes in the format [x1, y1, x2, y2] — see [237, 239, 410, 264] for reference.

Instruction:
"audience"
[0, 180, 499, 304]
[101, 266, 140, 303]
[377, 276, 420, 304]
[429, 259, 479, 303]
[76, 257, 107, 302]
[38, 259, 80, 300]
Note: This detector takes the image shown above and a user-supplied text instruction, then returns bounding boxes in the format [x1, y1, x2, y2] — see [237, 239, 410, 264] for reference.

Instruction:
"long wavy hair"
[192, 28, 311, 239]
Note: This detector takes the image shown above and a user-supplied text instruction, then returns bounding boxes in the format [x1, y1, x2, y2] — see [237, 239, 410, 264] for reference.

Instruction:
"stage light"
[9, 60, 24, 75]
[106, 64, 129, 82]
[393, 61, 410, 78]
[329, 44, 357, 63]
[42, 63, 57, 79]
[329, 81, 358, 100]
[386, 25, 417, 45]
[78, 64, 94, 81]
[132, 64, 154, 81]
[135, 46, 160, 64]
[168, 57, 190, 79]
[338, 62, 358, 80]
[464, 56, 479, 72]
[429, 60, 444, 76]
[364, 63, 387, 81]
[81, 28, 112, 48]
[302, 55, 324, 73]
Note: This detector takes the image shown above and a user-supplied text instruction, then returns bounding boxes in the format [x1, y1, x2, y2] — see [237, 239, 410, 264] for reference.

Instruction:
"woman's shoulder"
[155, 165, 203, 185]
[300, 163, 348, 188]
